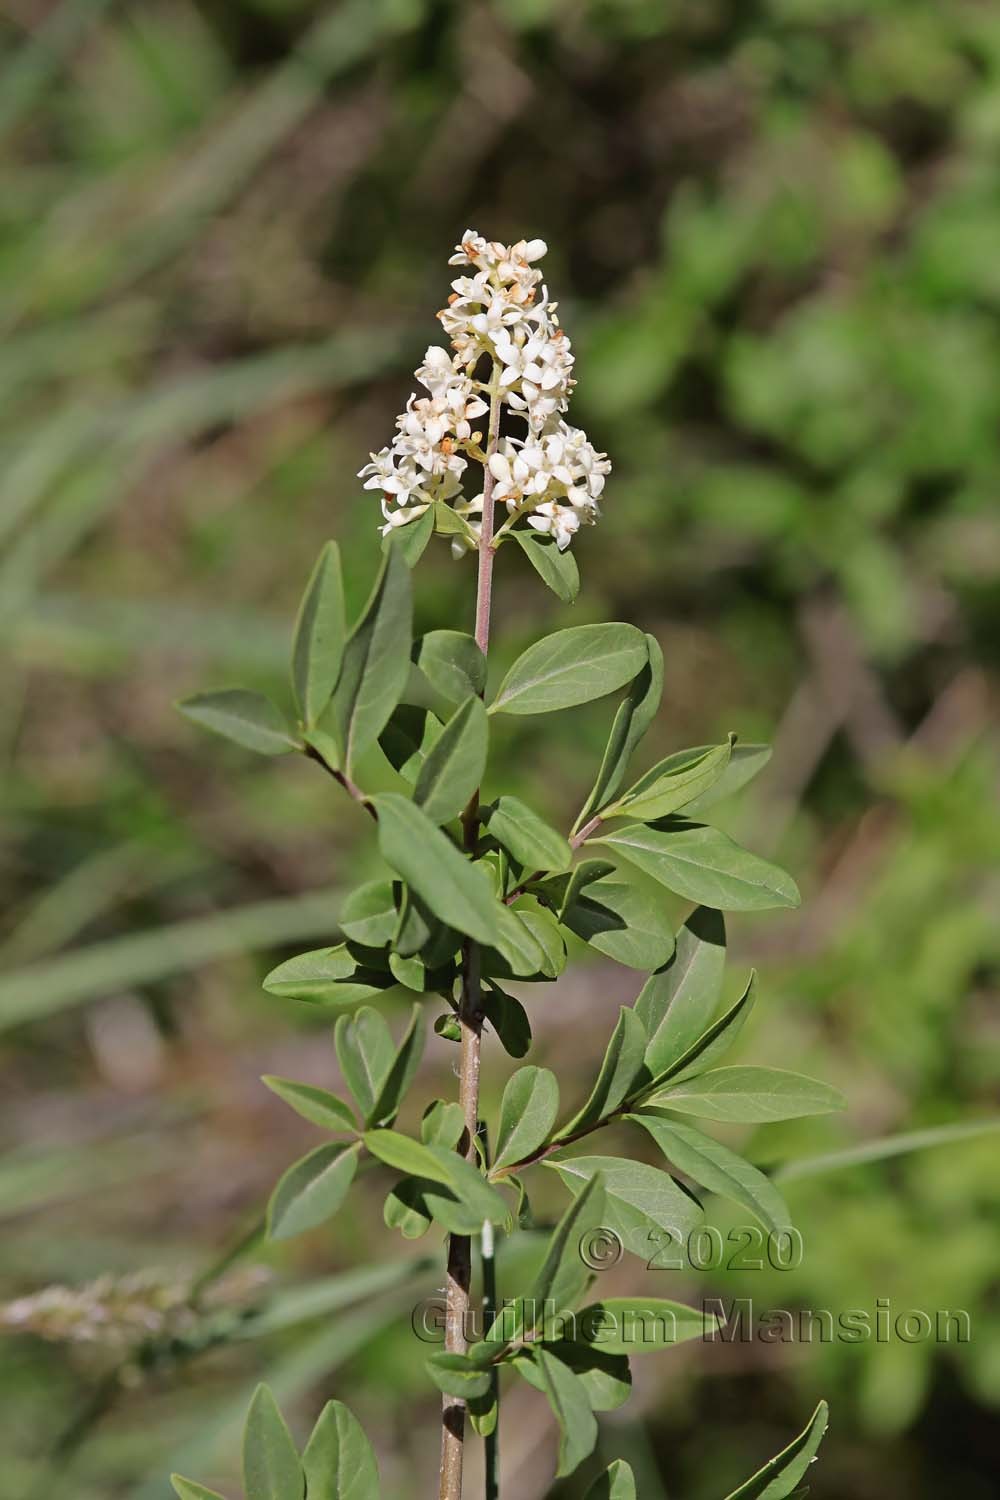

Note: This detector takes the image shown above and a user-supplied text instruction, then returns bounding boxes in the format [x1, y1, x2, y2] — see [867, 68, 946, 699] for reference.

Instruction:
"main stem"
[439, 367, 502, 1500]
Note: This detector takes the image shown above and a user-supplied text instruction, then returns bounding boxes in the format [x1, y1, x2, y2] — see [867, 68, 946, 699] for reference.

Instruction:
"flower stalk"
[440, 361, 502, 1500]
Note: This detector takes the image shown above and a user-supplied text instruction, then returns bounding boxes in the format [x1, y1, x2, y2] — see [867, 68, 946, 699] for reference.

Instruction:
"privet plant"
[174, 234, 840, 1500]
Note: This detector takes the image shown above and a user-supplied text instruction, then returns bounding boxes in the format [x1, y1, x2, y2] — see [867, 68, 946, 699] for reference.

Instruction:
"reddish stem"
[439, 368, 502, 1500]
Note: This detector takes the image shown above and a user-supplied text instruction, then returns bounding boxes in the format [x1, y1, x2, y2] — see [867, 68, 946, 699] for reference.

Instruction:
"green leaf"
[363, 1128, 454, 1184]
[493, 1066, 560, 1170]
[292, 541, 346, 727]
[577, 1297, 717, 1353]
[391, 885, 434, 958]
[577, 636, 663, 823]
[606, 737, 734, 822]
[331, 543, 412, 774]
[339, 882, 397, 947]
[595, 819, 800, 911]
[487, 1173, 606, 1343]
[542, 1341, 632, 1411]
[482, 982, 531, 1058]
[368, 1005, 426, 1127]
[383, 1176, 433, 1239]
[413, 696, 487, 825]
[490, 623, 648, 717]
[385, 503, 435, 564]
[421, 1099, 466, 1148]
[379, 704, 441, 783]
[685, 742, 772, 816]
[388, 950, 424, 991]
[171, 1480, 226, 1500]
[243, 1385, 304, 1500]
[509, 903, 566, 978]
[648, 1067, 848, 1123]
[534, 1348, 598, 1477]
[483, 795, 571, 873]
[555, 1007, 647, 1138]
[263, 946, 392, 1006]
[561, 874, 675, 971]
[425, 1352, 492, 1400]
[177, 690, 299, 756]
[415, 630, 487, 703]
[512, 529, 580, 603]
[302, 1399, 381, 1500]
[485, 902, 550, 979]
[546, 1154, 702, 1259]
[373, 794, 499, 945]
[723, 1400, 829, 1499]
[363, 1130, 510, 1227]
[261, 1077, 357, 1133]
[267, 1141, 360, 1240]
[628, 1114, 791, 1235]
[643, 973, 756, 1090]
[635, 906, 726, 1078]
[434, 1013, 462, 1044]
[335, 1008, 394, 1122]
[548, 859, 617, 919]
[584, 1459, 637, 1500]
[432, 499, 477, 538]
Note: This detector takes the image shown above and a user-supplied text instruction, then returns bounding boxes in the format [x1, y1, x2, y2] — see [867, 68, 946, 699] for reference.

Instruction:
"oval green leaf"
[373, 794, 500, 945]
[512, 530, 580, 603]
[635, 906, 726, 1078]
[242, 1385, 304, 1500]
[331, 543, 412, 774]
[607, 737, 733, 822]
[649, 1066, 847, 1123]
[628, 1113, 791, 1235]
[596, 819, 800, 911]
[493, 1066, 560, 1170]
[263, 946, 391, 1006]
[413, 696, 487, 825]
[302, 1398, 381, 1500]
[267, 1141, 360, 1241]
[261, 1077, 357, 1133]
[177, 690, 299, 756]
[483, 795, 571, 873]
[415, 630, 487, 703]
[292, 541, 346, 727]
[490, 623, 648, 716]
[546, 1153, 703, 1259]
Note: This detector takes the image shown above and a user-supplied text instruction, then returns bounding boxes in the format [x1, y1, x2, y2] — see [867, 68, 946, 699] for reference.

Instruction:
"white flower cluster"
[359, 231, 610, 552]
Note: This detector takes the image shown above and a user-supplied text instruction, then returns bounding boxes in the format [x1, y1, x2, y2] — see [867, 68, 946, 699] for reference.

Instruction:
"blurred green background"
[1, 1, 998, 1497]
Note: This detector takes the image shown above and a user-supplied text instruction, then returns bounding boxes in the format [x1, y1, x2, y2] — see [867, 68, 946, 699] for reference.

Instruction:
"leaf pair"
[264, 1008, 424, 1241]
[172, 1384, 380, 1500]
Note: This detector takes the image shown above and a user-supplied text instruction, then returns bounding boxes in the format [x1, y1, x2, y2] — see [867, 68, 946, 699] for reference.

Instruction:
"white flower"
[361, 233, 610, 552]
[527, 501, 581, 550]
[415, 345, 457, 394]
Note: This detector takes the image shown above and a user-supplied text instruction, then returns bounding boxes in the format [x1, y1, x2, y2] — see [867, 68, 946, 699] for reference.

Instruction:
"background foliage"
[1, 2, 997, 1497]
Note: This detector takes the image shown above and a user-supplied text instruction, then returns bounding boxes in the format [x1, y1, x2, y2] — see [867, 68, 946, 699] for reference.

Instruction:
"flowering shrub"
[173, 236, 838, 1500]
